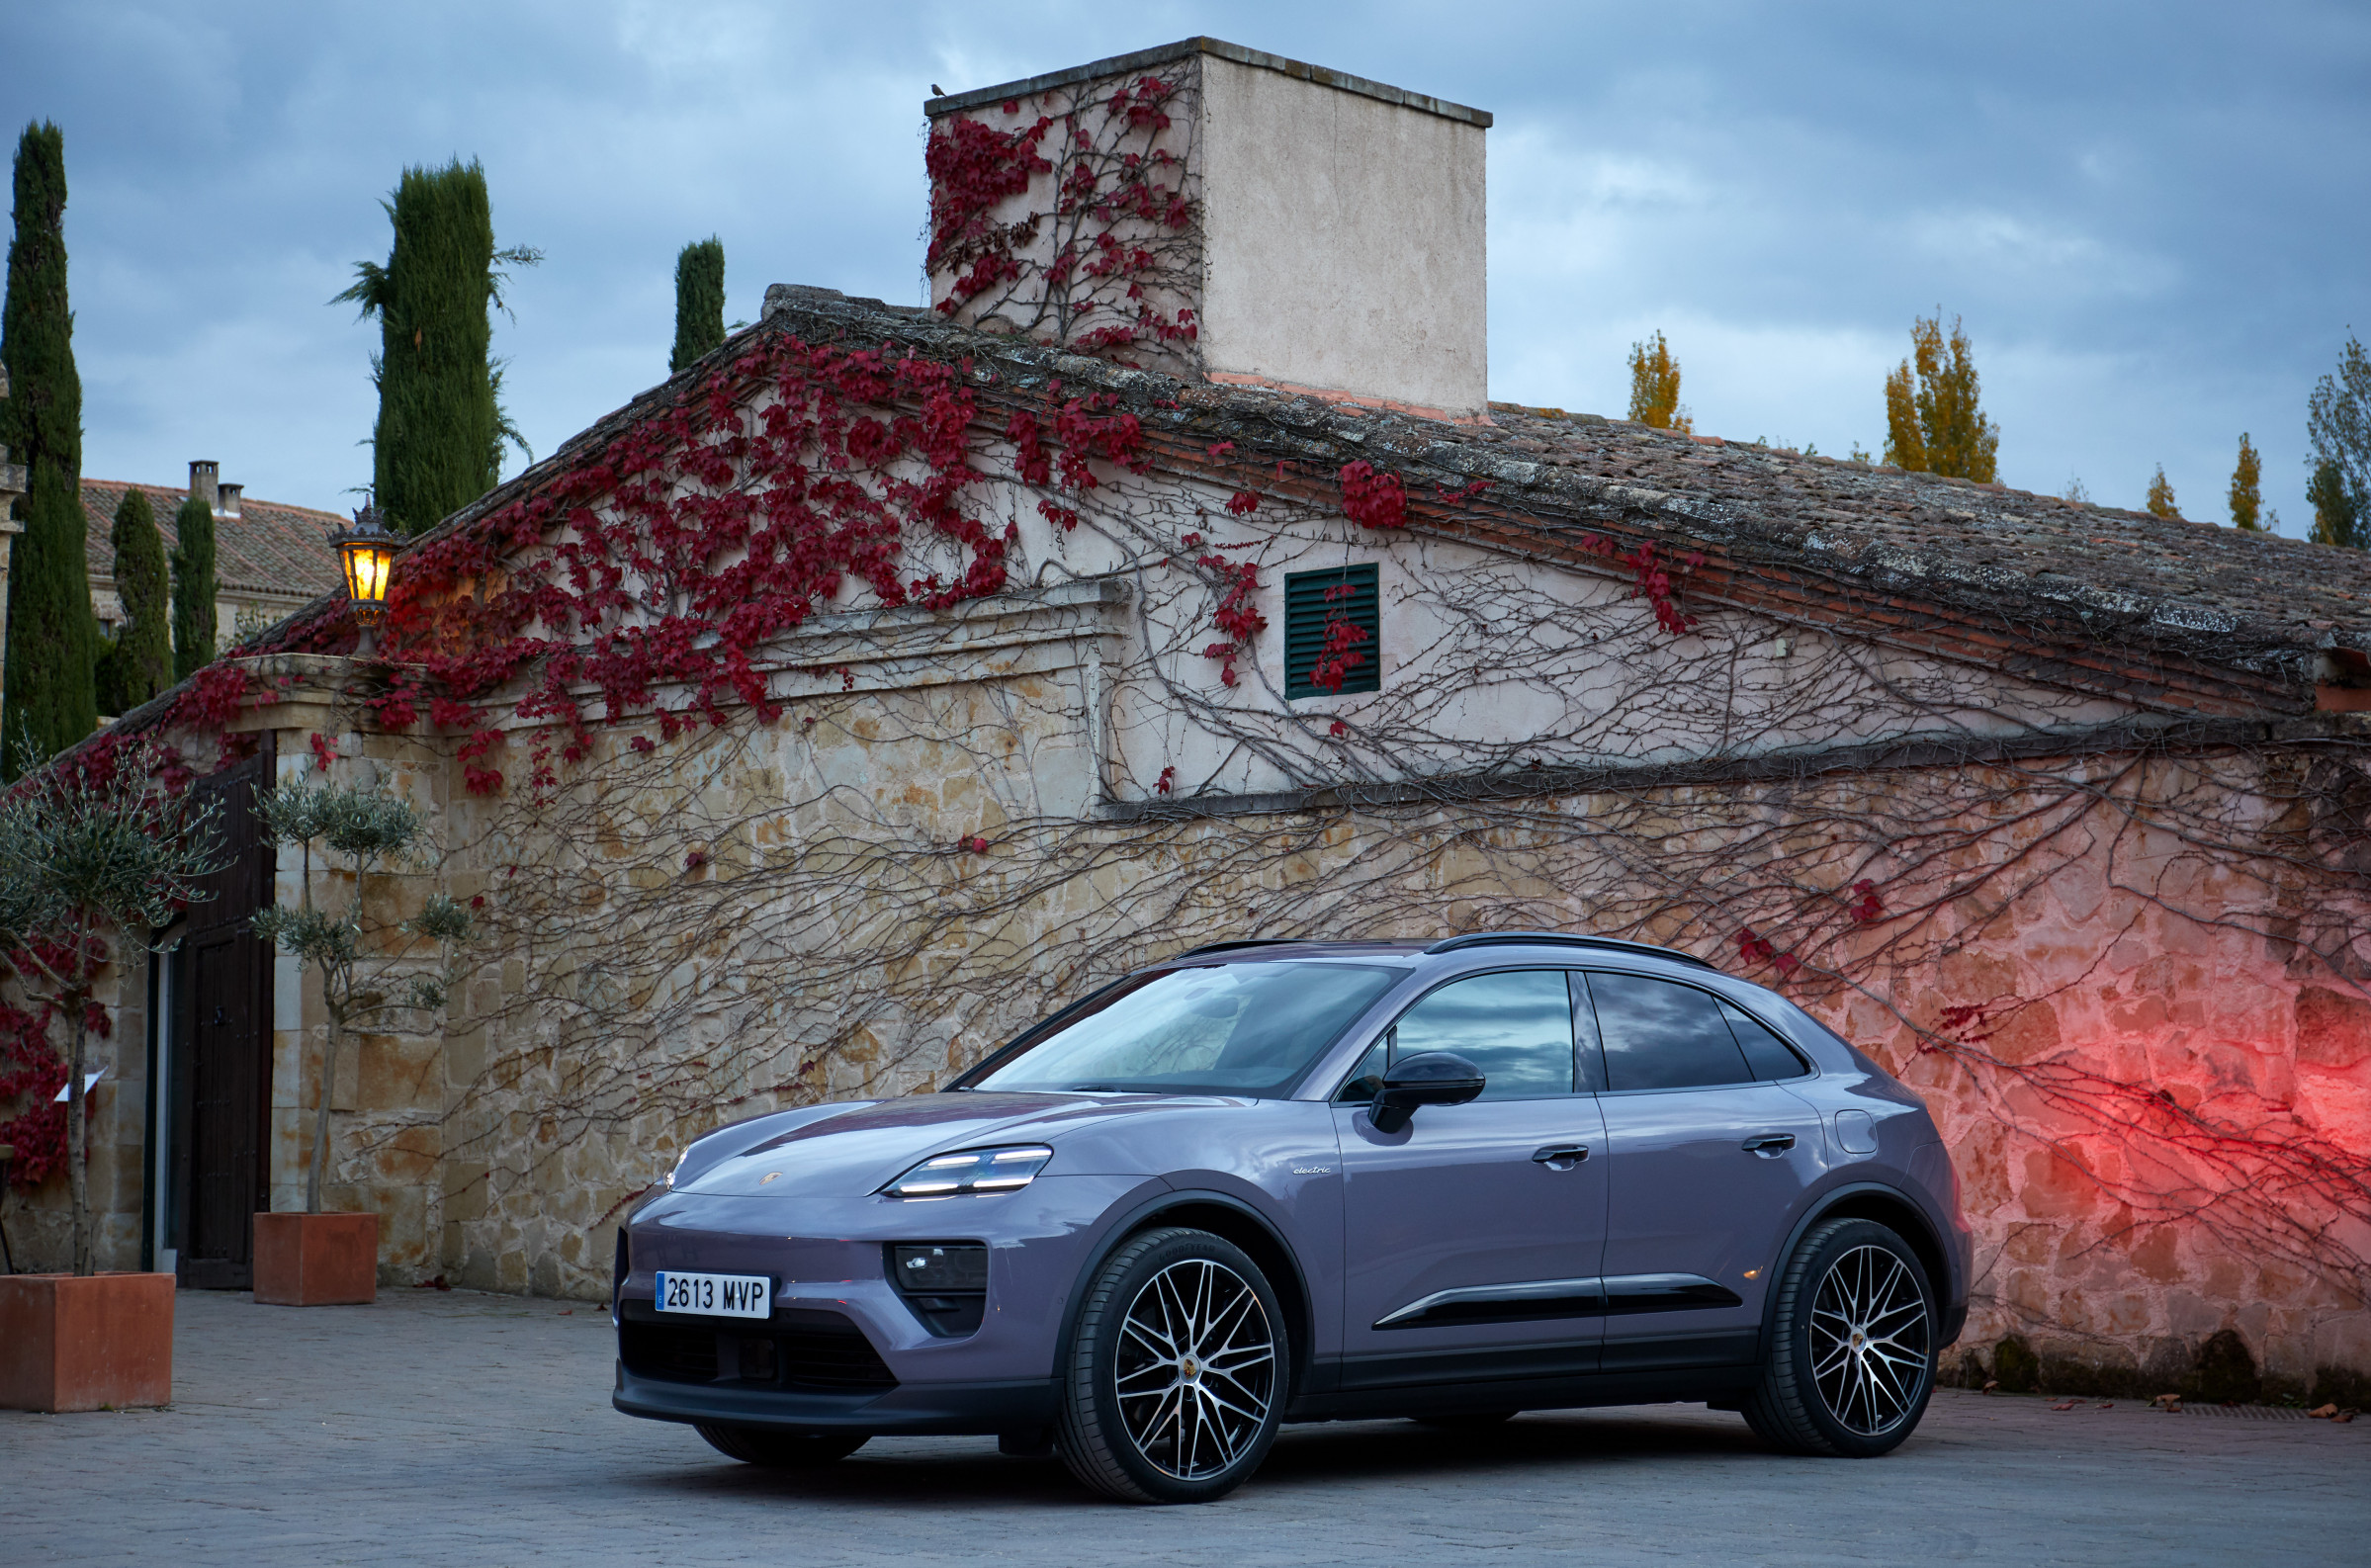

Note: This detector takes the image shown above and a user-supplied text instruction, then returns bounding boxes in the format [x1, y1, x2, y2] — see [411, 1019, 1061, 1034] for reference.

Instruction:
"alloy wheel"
[1807, 1242, 1932, 1436]
[1112, 1257, 1277, 1480]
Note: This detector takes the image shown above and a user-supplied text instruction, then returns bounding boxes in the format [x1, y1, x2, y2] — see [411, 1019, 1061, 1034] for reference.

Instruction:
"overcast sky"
[4, 2, 2365, 537]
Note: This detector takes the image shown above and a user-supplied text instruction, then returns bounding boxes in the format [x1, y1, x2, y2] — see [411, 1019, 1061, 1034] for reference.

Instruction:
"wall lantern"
[329, 502, 397, 657]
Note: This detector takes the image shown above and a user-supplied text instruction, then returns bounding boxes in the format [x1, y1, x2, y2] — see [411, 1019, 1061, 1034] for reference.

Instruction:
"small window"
[1719, 999, 1812, 1080]
[1586, 972, 1755, 1091]
[1283, 565, 1380, 699]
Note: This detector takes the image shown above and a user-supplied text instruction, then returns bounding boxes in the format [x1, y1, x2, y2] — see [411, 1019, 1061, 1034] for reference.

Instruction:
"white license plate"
[654, 1270, 773, 1319]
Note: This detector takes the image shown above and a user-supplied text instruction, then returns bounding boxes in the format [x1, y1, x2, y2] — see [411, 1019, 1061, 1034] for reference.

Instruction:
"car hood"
[667, 1090, 1248, 1199]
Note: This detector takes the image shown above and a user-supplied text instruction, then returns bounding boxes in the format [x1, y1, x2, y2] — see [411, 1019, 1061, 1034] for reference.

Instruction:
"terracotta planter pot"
[252, 1212, 380, 1306]
[0, 1271, 176, 1412]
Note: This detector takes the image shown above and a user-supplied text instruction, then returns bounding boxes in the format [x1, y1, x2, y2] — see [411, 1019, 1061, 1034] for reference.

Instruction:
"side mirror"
[1370, 1051, 1486, 1133]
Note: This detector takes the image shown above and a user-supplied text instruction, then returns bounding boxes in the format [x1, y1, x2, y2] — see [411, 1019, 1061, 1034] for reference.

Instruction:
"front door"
[169, 742, 275, 1289]
[1335, 969, 1609, 1391]
[1582, 969, 1828, 1373]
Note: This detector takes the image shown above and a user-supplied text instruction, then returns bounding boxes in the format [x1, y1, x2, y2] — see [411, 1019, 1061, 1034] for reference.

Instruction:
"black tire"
[694, 1424, 869, 1467]
[1056, 1227, 1289, 1504]
[1742, 1217, 1937, 1457]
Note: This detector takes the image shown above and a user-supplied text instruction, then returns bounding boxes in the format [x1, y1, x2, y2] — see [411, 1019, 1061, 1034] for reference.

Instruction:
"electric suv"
[614, 933, 1970, 1502]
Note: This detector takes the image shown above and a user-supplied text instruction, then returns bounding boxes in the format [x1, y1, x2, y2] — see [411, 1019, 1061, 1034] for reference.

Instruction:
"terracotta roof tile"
[82, 480, 344, 603]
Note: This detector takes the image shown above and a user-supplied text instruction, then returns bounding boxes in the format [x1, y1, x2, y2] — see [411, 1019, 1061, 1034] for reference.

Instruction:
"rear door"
[1334, 969, 1608, 1390]
[1583, 971, 1827, 1373]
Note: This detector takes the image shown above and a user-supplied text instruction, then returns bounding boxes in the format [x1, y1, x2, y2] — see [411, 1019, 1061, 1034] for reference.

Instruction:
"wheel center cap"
[1181, 1357, 1200, 1380]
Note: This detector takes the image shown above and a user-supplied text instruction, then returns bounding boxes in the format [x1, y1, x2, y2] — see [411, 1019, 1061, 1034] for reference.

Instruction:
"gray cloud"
[4, 1, 2364, 537]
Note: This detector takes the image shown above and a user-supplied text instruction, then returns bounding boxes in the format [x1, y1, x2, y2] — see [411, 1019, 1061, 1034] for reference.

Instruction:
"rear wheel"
[1742, 1217, 1936, 1457]
[1057, 1227, 1288, 1504]
[695, 1424, 869, 1467]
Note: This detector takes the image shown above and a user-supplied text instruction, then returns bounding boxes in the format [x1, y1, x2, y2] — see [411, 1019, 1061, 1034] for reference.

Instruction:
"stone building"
[82, 462, 344, 662]
[7, 39, 2369, 1405]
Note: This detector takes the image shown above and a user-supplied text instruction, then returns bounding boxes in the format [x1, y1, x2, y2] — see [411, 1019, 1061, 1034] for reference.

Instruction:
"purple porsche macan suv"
[613, 933, 1971, 1502]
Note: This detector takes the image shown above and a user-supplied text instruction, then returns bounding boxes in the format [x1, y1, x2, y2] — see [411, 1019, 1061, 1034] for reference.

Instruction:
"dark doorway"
[169, 738, 276, 1289]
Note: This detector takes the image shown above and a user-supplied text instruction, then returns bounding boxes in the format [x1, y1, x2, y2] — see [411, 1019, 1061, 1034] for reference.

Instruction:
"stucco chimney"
[924, 38, 1491, 420]
[216, 481, 242, 520]
[188, 460, 219, 513]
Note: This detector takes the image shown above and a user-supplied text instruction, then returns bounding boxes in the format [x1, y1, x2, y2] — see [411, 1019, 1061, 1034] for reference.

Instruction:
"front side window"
[1337, 969, 1578, 1102]
[966, 962, 1399, 1098]
[1585, 971, 1755, 1091]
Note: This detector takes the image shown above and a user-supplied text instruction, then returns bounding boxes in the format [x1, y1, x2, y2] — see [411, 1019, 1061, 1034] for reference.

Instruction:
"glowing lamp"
[329, 503, 398, 656]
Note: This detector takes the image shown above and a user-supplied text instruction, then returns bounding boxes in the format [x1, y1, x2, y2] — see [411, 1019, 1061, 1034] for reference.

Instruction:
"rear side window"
[1584, 972, 1754, 1091]
[1719, 999, 1812, 1080]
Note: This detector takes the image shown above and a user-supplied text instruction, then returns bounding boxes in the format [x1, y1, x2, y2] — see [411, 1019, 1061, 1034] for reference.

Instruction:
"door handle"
[1532, 1144, 1590, 1170]
[1743, 1134, 1796, 1157]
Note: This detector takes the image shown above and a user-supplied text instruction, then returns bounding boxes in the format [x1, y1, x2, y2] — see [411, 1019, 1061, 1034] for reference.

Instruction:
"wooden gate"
[168, 739, 276, 1289]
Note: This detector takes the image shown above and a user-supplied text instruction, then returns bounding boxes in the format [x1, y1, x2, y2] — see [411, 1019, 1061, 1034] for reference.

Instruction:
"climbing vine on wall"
[926, 68, 1201, 362]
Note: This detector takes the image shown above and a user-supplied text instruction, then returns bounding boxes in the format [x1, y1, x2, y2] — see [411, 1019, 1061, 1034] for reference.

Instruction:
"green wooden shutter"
[1283, 564, 1381, 700]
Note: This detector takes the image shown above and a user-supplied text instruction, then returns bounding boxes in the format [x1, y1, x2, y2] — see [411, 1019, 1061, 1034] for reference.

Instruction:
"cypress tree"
[0, 121, 96, 776]
[1882, 312, 2000, 481]
[169, 491, 217, 679]
[669, 236, 726, 374]
[333, 159, 538, 536]
[96, 487, 169, 713]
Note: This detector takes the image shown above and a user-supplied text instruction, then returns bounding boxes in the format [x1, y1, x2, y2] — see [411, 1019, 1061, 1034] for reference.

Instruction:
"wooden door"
[169, 740, 275, 1289]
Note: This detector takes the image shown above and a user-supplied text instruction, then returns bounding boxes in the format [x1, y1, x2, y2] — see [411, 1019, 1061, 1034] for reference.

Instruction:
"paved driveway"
[5, 1287, 2363, 1566]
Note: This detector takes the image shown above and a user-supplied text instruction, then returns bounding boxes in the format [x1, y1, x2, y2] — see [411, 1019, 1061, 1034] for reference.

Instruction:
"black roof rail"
[1168, 937, 1411, 963]
[1422, 930, 1719, 971]
[1168, 938, 1310, 962]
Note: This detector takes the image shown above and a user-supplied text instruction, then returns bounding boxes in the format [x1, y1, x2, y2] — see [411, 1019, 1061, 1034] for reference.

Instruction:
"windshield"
[967, 962, 1401, 1098]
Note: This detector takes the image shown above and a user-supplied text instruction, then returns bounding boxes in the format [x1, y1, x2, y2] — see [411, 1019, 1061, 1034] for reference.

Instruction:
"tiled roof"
[238, 284, 2371, 721]
[82, 480, 344, 602]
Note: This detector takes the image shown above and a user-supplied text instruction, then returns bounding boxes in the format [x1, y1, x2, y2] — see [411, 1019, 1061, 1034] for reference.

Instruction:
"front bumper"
[613, 1172, 1158, 1413]
[614, 1361, 1057, 1436]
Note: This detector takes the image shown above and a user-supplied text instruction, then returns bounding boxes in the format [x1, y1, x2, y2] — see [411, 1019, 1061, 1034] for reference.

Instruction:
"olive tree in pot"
[0, 739, 224, 1411]
[250, 772, 474, 1306]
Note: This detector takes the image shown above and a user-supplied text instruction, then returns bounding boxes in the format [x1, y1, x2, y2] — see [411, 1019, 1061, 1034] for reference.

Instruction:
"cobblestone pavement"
[4, 1287, 2364, 1566]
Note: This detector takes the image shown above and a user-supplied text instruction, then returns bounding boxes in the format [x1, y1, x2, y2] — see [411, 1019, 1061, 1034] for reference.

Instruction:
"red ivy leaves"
[1155, 765, 1176, 796]
[1197, 553, 1267, 687]
[1736, 927, 1799, 975]
[307, 733, 339, 773]
[1339, 461, 1407, 530]
[925, 114, 1055, 311]
[926, 72, 1194, 354]
[1579, 535, 1700, 638]
[1845, 879, 1884, 923]
[1305, 581, 1369, 695]
[1225, 490, 1261, 517]
[313, 335, 1010, 790]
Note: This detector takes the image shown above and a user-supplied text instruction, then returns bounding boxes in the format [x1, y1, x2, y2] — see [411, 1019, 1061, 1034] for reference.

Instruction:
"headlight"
[881, 1144, 1054, 1197]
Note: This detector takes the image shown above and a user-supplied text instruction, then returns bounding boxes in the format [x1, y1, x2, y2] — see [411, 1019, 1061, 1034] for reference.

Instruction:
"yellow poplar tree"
[1882, 312, 1998, 480]
[1626, 331, 1692, 433]
[2146, 466, 2180, 519]
[2229, 434, 2264, 531]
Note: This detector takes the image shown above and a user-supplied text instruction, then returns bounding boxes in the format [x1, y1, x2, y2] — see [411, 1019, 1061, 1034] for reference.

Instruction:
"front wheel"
[1056, 1227, 1288, 1503]
[695, 1424, 869, 1467]
[1742, 1217, 1936, 1457]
